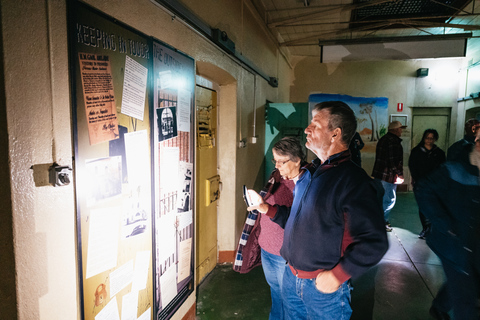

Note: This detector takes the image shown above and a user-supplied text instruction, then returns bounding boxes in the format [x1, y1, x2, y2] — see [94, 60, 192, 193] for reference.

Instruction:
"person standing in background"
[234, 137, 306, 320]
[415, 129, 480, 320]
[447, 118, 480, 161]
[372, 120, 406, 232]
[349, 131, 364, 167]
[408, 129, 446, 239]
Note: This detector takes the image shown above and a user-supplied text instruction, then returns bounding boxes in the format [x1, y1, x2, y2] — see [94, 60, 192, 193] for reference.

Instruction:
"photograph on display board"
[177, 162, 193, 213]
[157, 106, 178, 141]
[85, 156, 123, 207]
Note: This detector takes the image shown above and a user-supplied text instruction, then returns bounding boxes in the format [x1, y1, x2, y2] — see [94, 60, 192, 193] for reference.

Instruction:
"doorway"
[195, 84, 218, 285]
[411, 107, 451, 153]
[466, 106, 480, 122]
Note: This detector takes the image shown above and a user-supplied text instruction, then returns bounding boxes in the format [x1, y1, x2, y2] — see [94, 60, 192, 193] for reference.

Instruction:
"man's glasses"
[271, 159, 290, 166]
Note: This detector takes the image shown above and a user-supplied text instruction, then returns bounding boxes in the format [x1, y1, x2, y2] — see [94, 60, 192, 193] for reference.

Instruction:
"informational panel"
[70, 3, 195, 320]
[152, 40, 195, 320]
[70, 2, 153, 319]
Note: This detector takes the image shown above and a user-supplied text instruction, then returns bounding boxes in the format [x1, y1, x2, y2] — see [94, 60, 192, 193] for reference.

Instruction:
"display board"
[69, 2, 194, 319]
[152, 40, 195, 320]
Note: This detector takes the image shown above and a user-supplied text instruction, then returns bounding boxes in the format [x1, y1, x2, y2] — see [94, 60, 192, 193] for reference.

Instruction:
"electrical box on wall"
[49, 164, 72, 187]
[416, 68, 429, 77]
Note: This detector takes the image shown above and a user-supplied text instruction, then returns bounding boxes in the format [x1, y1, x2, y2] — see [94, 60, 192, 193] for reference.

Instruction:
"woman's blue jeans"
[282, 265, 352, 320]
[261, 248, 286, 320]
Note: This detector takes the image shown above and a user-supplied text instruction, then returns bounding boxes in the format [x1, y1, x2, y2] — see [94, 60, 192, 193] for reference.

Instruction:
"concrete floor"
[196, 192, 447, 319]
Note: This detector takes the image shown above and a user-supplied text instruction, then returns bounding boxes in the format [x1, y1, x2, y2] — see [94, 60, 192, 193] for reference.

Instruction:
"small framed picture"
[390, 114, 408, 127]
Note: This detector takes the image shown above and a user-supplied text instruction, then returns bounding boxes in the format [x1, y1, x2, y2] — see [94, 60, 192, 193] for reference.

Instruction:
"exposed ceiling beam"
[315, 32, 472, 46]
[402, 20, 480, 30]
[276, 13, 480, 27]
[281, 22, 395, 46]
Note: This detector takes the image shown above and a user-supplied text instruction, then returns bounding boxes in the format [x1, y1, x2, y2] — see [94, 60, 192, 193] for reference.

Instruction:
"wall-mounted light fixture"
[416, 68, 429, 77]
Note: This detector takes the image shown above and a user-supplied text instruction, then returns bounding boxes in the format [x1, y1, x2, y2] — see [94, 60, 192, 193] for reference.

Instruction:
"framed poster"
[152, 40, 195, 320]
[69, 2, 153, 319]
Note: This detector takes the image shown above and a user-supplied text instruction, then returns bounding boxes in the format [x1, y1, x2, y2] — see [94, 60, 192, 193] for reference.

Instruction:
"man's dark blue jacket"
[266, 151, 388, 282]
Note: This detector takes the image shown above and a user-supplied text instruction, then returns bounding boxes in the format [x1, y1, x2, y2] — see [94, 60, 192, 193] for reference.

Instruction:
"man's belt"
[289, 264, 324, 279]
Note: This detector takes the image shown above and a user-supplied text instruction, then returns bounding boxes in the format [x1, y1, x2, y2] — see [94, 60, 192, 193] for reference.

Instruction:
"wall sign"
[397, 103, 404, 112]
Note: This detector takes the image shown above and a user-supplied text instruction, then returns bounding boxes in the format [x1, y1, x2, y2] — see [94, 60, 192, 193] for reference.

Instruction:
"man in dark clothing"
[447, 118, 479, 161]
[372, 120, 406, 231]
[249, 101, 388, 320]
[415, 130, 480, 320]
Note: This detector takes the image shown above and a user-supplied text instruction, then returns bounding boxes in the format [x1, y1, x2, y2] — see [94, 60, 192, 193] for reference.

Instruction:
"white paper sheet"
[120, 292, 138, 320]
[177, 238, 192, 283]
[132, 251, 150, 292]
[123, 130, 151, 239]
[110, 260, 134, 298]
[176, 162, 193, 212]
[121, 56, 148, 120]
[160, 266, 178, 308]
[176, 211, 192, 230]
[160, 147, 179, 194]
[157, 214, 176, 264]
[86, 207, 120, 279]
[177, 88, 191, 132]
[124, 130, 149, 187]
[95, 297, 120, 320]
[137, 307, 151, 320]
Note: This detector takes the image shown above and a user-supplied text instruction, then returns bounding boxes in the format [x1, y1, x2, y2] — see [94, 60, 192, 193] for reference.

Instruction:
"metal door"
[412, 112, 450, 152]
[195, 85, 218, 285]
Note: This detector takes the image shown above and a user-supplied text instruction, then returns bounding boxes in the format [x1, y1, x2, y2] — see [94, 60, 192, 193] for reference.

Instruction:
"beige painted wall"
[290, 57, 463, 184]
[1, 0, 291, 319]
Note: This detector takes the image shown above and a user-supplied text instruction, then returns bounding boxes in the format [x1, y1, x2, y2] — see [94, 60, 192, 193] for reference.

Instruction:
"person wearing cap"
[447, 118, 480, 161]
[247, 101, 388, 320]
[372, 120, 406, 232]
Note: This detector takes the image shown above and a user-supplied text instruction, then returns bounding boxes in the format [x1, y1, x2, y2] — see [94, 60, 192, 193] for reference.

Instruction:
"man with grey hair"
[415, 128, 480, 320]
[248, 101, 388, 320]
[372, 120, 407, 231]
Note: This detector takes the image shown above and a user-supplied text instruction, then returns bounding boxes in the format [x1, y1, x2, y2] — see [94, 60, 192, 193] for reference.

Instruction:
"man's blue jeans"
[282, 265, 352, 320]
[261, 248, 286, 320]
[380, 180, 397, 222]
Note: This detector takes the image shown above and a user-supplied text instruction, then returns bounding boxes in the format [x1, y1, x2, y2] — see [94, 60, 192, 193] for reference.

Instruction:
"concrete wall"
[0, 0, 291, 319]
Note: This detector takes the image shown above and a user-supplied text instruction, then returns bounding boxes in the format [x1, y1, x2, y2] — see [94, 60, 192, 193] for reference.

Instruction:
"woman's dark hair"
[273, 137, 305, 162]
[313, 101, 357, 146]
[422, 129, 439, 142]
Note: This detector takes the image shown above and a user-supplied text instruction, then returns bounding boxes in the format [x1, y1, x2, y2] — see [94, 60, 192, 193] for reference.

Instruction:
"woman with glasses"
[234, 137, 306, 320]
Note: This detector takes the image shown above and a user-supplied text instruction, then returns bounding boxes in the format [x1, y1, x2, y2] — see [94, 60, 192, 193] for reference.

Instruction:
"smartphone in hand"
[243, 185, 254, 207]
